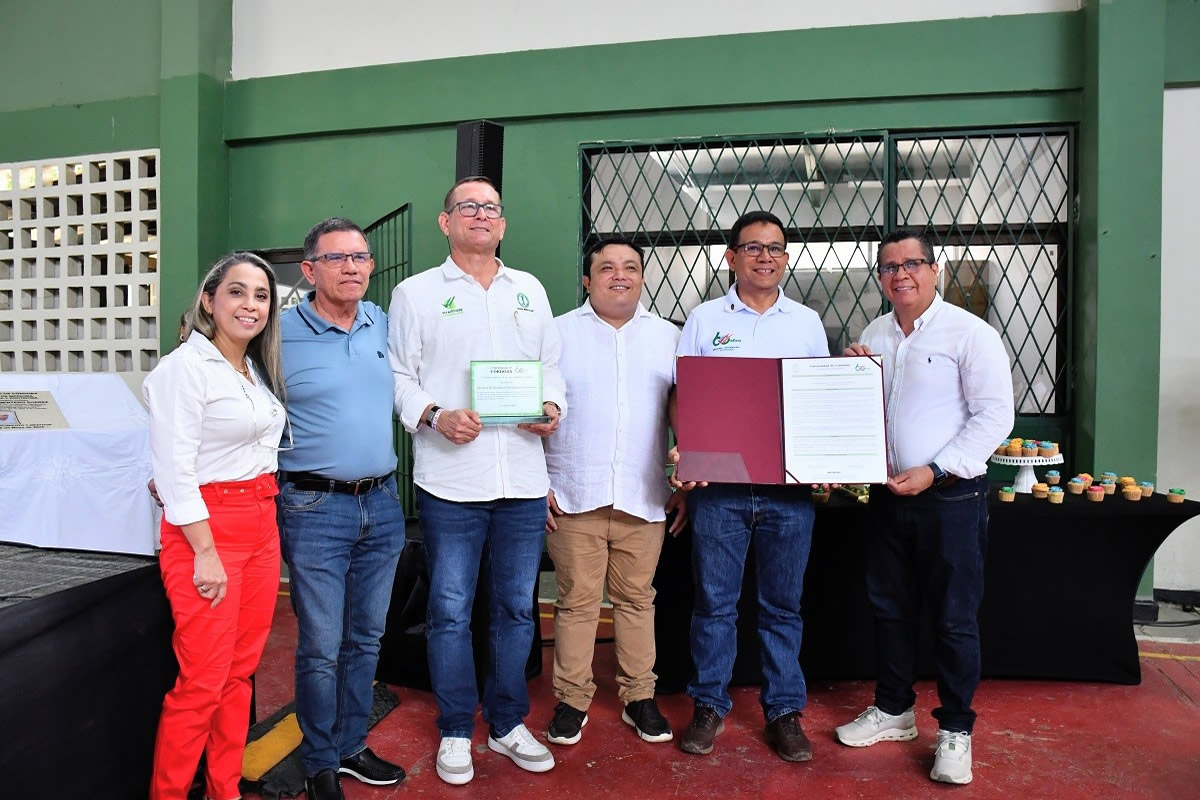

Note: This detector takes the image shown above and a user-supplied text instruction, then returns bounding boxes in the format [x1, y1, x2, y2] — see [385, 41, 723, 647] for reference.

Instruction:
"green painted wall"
[1166, 0, 1200, 85]
[0, 96, 160, 164]
[0, 0, 162, 112]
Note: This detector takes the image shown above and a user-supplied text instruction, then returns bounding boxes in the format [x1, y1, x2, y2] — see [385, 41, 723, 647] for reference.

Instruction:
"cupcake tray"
[989, 453, 1064, 494]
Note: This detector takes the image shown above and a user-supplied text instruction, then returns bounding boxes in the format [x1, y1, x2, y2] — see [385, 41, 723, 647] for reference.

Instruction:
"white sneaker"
[835, 705, 919, 747]
[436, 736, 474, 785]
[488, 723, 556, 773]
[930, 729, 973, 784]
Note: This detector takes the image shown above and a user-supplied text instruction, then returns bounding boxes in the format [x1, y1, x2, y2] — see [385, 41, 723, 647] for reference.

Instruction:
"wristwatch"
[425, 405, 442, 428]
[928, 462, 948, 487]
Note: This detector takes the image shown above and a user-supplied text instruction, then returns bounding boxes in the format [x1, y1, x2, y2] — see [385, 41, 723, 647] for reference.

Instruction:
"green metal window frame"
[365, 203, 415, 516]
[581, 125, 1074, 436]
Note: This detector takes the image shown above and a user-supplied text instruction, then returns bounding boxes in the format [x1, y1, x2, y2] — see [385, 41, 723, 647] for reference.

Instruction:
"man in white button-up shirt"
[542, 237, 685, 748]
[388, 176, 566, 786]
[835, 229, 1014, 787]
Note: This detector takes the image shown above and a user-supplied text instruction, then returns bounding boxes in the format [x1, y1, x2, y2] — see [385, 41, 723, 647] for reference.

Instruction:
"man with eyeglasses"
[835, 228, 1013, 785]
[277, 217, 408, 799]
[387, 176, 566, 786]
[670, 210, 829, 762]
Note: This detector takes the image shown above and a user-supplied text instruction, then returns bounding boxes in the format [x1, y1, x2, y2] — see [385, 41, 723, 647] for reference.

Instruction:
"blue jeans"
[278, 476, 406, 774]
[866, 476, 989, 734]
[416, 487, 545, 738]
[686, 483, 815, 722]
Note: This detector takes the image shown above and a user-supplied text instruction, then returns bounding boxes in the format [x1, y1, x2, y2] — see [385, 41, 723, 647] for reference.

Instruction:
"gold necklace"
[234, 360, 251, 379]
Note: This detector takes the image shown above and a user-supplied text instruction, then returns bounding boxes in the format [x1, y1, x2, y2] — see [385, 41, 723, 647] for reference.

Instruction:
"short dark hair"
[878, 228, 936, 265]
[443, 175, 499, 212]
[727, 210, 786, 249]
[303, 217, 367, 261]
[583, 236, 644, 277]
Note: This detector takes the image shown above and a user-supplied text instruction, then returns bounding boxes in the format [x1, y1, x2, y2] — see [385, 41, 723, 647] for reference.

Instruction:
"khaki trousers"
[547, 505, 665, 710]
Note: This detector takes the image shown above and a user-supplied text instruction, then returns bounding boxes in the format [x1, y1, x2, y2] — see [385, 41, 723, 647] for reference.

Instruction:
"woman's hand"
[192, 546, 228, 609]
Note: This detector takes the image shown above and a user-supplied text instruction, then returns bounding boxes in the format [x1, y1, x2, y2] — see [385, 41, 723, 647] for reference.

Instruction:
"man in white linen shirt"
[387, 176, 566, 787]
[835, 228, 1014, 786]
[542, 237, 686, 748]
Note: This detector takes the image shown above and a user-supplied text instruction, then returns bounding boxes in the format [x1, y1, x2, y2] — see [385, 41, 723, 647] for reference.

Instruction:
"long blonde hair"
[185, 252, 286, 403]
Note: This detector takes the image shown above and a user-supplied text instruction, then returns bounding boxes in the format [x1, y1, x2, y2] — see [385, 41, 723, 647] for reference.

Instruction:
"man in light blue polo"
[277, 217, 407, 800]
[673, 210, 828, 763]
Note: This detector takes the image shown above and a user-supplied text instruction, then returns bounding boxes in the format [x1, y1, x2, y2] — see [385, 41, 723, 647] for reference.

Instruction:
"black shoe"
[546, 701, 588, 745]
[622, 698, 673, 743]
[305, 769, 345, 800]
[765, 711, 813, 762]
[338, 746, 406, 785]
[679, 704, 724, 755]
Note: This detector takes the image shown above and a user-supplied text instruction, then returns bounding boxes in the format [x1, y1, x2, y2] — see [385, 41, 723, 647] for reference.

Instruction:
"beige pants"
[546, 505, 665, 710]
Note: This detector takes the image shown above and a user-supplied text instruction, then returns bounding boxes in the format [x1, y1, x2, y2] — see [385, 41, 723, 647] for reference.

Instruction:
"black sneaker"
[622, 698, 673, 743]
[547, 702, 588, 745]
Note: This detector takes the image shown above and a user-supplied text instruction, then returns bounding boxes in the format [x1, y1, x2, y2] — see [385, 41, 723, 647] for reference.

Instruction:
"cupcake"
[999, 486, 1016, 502]
[996, 439, 1010, 456]
[1168, 488, 1187, 504]
[1066, 477, 1086, 495]
[1118, 476, 1137, 487]
[1078, 472, 1094, 488]
[812, 487, 830, 504]
[1101, 480, 1117, 496]
[1031, 482, 1049, 499]
[1048, 486, 1065, 504]
[1045, 470, 1061, 486]
[1022, 441, 1038, 457]
[1139, 481, 1154, 498]
[1047, 441, 1060, 456]
[1101, 471, 1118, 484]
[1122, 485, 1142, 501]
[1087, 485, 1105, 502]
[1038, 441, 1054, 458]
[1007, 440, 1023, 457]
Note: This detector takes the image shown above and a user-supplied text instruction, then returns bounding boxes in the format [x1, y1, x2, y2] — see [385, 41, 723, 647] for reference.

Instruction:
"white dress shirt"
[677, 284, 830, 359]
[545, 301, 680, 522]
[143, 331, 286, 526]
[388, 256, 567, 502]
[859, 293, 1015, 479]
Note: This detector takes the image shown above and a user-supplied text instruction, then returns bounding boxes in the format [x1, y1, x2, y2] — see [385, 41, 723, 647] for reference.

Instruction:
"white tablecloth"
[0, 374, 158, 555]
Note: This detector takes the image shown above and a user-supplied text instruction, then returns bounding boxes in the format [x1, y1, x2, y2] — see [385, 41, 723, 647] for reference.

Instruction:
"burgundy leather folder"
[675, 356, 785, 484]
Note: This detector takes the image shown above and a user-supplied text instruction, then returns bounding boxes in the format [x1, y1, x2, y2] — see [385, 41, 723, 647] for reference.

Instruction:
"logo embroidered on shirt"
[711, 331, 742, 350]
[516, 292, 534, 312]
[440, 296, 464, 317]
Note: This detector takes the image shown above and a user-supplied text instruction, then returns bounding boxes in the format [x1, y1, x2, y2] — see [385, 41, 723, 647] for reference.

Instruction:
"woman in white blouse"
[143, 252, 287, 800]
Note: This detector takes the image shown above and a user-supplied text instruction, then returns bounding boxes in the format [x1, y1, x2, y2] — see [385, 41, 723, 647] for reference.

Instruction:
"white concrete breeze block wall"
[232, 0, 1081, 80]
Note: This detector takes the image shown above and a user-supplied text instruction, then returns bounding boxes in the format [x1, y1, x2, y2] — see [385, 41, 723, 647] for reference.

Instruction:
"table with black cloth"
[0, 545, 176, 800]
[651, 485, 1199, 694]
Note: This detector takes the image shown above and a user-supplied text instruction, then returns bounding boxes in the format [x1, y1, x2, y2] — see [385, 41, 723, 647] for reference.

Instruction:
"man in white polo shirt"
[672, 210, 829, 762]
[835, 228, 1013, 785]
[542, 237, 685, 748]
[387, 176, 566, 786]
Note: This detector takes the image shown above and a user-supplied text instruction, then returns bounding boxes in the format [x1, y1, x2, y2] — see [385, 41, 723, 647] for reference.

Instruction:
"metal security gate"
[365, 203, 415, 515]
[582, 127, 1073, 424]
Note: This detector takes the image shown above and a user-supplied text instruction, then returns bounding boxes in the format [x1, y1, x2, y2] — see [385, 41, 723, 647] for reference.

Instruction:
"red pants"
[150, 474, 280, 800]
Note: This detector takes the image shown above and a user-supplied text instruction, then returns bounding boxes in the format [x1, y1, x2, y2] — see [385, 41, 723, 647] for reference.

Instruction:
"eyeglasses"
[449, 201, 504, 219]
[732, 242, 788, 258]
[311, 252, 372, 265]
[877, 258, 931, 277]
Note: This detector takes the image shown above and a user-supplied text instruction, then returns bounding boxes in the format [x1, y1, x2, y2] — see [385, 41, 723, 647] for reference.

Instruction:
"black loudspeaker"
[455, 120, 505, 194]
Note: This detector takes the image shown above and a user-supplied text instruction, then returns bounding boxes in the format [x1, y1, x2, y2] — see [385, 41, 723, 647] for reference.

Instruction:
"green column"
[157, 0, 232, 352]
[1076, 0, 1166, 600]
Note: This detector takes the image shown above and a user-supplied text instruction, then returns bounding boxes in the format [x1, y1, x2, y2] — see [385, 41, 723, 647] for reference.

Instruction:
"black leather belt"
[280, 471, 390, 496]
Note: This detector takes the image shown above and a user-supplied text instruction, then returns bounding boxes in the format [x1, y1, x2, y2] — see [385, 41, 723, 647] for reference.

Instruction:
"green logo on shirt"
[711, 331, 742, 350]
[440, 296, 463, 317]
[516, 292, 533, 312]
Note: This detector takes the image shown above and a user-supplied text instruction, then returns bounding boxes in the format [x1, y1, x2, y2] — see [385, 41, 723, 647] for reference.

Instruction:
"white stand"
[990, 453, 1065, 494]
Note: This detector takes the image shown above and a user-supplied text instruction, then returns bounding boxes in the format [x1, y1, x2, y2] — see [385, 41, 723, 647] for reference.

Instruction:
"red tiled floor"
[249, 591, 1200, 799]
